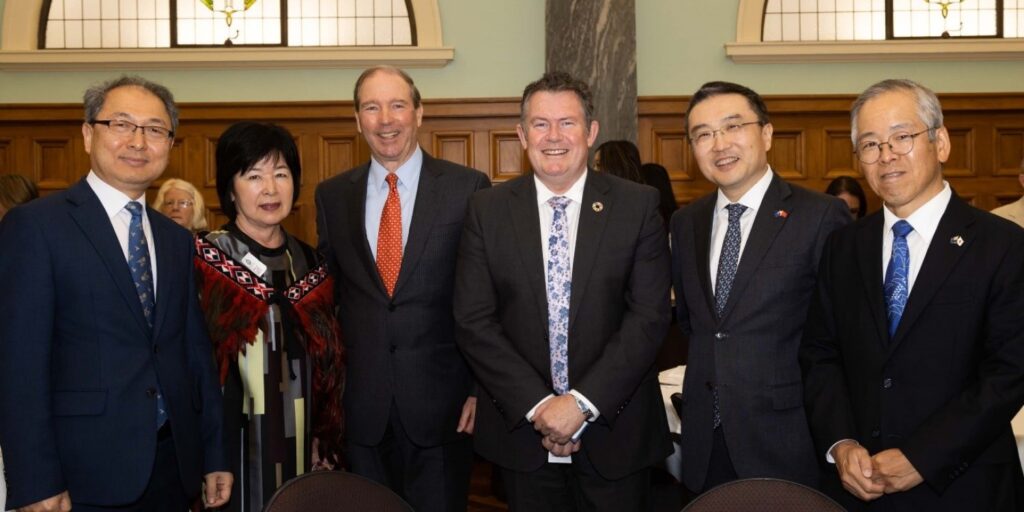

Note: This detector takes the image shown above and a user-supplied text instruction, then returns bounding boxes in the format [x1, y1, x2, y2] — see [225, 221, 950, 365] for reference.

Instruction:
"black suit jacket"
[315, 152, 490, 447]
[670, 174, 849, 491]
[453, 171, 672, 480]
[0, 178, 226, 508]
[800, 194, 1024, 511]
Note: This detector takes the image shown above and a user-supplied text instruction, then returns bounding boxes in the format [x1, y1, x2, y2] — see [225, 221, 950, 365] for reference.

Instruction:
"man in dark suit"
[801, 78, 1024, 511]
[454, 72, 671, 511]
[670, 81, 849, 494]
[0, 76, 230, 511]
[314, 66, 490, 512]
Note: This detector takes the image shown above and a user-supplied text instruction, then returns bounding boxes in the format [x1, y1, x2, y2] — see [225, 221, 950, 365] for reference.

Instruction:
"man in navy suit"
[0, 76, 231, 511]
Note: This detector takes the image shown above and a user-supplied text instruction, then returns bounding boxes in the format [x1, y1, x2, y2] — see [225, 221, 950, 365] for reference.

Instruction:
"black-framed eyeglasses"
[91, 119, 174, 141]
[689, 121, 762, 148]
[854, 128, 931, 164]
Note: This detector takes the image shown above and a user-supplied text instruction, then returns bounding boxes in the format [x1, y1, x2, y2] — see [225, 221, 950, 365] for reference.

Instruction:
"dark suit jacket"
[453, 172, 672, 480]
[0, 178, 226, 508]
[800, 194, 1024, 511]
[315, 152, 490, 447]
[670, 174, 849, 491]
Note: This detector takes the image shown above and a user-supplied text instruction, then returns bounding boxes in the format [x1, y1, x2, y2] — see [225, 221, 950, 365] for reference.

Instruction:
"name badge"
[240, 252, 267, 278]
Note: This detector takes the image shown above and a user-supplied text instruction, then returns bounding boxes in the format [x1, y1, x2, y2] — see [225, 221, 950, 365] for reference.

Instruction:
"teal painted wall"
[0, 0, 1021, 103]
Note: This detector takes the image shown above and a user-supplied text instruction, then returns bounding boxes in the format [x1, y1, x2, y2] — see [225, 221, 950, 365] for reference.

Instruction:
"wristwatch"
[573, 394, 594, 420]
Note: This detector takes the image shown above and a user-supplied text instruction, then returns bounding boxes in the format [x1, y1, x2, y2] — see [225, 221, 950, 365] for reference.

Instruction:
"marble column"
[545, 0, 637, 145]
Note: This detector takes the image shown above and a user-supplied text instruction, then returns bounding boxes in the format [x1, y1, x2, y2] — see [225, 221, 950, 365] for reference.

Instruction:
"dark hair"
[685, 81, 770, 135]
[83, 75, 179, 132]
[0, 174, 39, 212]
[595, 140, 643, 183]
[520, 71, 595, 128]
[353, 66, 422, 111]
[825, 176, 868, 219]
[640, 163, 678, 231]
[215, 122, 301, 221]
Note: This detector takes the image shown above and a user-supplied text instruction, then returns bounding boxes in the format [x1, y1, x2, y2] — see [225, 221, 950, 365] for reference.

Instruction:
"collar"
[714, 165, 773, 213]
[882, 181, 952, 241]
[535, 169, 588, 207]
[86, 170, 147, 219]
[368, 146, 423, 191]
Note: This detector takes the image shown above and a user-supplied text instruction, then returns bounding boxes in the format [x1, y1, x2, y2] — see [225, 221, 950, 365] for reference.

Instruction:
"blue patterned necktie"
[546, 196, 572, 395]
[711, 203, 746, 429]
[125, 202, 166, 429]
[884, 220, 914, 339]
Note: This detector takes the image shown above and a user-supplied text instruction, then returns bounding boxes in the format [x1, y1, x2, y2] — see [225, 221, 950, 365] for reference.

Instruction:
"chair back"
[682, 477, 845, 512]
[264, 471, 414, 512]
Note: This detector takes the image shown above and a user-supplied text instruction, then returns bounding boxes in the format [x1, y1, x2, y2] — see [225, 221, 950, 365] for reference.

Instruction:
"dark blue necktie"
[884, 220, 914, 339]
[711, 203, 746, 429]
[546, 196, 572, 395]
[125, 202, 166, 429]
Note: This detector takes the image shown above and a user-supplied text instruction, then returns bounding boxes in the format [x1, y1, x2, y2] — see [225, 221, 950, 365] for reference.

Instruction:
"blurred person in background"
[825, 175, 868, 220]
[152, 178, 208, 232]
[0, 173, 39, 221]
[593, 139, 643, 183]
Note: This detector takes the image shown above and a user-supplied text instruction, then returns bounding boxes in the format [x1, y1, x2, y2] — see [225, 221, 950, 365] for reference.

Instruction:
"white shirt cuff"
[826, 439, 858, 464]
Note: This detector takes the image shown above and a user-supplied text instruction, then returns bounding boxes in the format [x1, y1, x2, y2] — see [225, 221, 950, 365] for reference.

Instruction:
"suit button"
[390, 345, 397, 354]
[883, 378, 893, 389]
[388, 303, 396, 312]
[146, 387, 157, 398]
[714, 332, 728, 340]
[871, 429, 880, 438]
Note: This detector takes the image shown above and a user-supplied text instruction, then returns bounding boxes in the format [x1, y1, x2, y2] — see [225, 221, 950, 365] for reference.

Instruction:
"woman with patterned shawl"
[193, 121, 344, 511]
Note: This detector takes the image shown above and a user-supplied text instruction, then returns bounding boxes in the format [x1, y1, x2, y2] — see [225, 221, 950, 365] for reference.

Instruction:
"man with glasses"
[801, 79, 1024, 510]
[0, 76, 231, 511]
[670, 81, 849, 495]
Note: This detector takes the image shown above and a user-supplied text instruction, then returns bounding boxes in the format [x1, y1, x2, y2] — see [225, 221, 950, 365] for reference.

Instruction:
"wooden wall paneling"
[766, 129, 806, 180]
[823, 128, 857, 179]
[0, 138, 12, 174]
[432, 131, 473, 167]
[489, 130, 527, 182]
[993, 127, 1024, 177]
[943, 127, 975, 178]
[32, 137, 76, 189]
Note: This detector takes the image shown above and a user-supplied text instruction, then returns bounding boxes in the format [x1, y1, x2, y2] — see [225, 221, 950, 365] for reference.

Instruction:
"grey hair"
[83, 75, 179, 132]
[850, 79, 943, 144]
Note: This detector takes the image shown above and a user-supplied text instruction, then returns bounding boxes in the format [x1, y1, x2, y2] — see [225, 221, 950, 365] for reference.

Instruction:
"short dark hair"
[83, 75, 179, 132]
[353, 66, 422, 111]
[595, 140, 643, 183]
[825, 176, 868, 219]
[520, 71, 595, 128]
[685, 81, 770, 135]
[215, 122, 302, 222]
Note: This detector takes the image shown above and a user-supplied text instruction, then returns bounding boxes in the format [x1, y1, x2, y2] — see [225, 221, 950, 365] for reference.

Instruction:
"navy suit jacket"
[0, 178, 226, 508]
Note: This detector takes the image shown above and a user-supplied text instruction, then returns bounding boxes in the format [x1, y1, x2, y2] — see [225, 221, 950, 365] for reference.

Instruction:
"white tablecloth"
[659, 365, 1024, 479]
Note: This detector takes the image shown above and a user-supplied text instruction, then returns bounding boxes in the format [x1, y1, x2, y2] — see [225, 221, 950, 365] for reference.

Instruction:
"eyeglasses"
[91, 119, 174, 142]
[689, 121, 762, 149]
[854, 128, 931, 164]
[163, 199, 194, 209]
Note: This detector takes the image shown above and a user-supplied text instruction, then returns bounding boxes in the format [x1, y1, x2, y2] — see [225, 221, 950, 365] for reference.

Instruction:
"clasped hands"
[532, 394, 587, 456]
[832, 441, 924, 502]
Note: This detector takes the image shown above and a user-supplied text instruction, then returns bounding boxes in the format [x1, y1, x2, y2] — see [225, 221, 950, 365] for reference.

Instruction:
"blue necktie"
[884, 220, 914, 339]
[546, 196, 572, 395]
[125, 202, 166, 429]
[711, 203, 746, 429]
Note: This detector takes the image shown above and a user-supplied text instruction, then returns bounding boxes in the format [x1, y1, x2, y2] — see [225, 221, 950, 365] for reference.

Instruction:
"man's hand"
[18, 491, 71, 512]
[871, 448, 923, 494]
[832, 441, 885, 501]
[457, 396, 477, 434]
[531, 395, 585, 444]
[541, 436, 581, 457]
[203, 471, 233, 508]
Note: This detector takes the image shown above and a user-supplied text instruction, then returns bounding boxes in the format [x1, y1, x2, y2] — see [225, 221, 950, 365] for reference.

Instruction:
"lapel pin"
[950, 235, 964, 247]
[592, 201, 604, 213]
[773, 209, 788, 219]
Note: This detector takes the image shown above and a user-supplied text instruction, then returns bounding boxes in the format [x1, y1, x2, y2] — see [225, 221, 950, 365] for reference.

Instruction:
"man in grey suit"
[314, 66, 490, 512]
[670, 81, 849, 493]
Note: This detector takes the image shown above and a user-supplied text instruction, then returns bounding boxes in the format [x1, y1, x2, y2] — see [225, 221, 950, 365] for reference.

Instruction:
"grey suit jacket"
[315, 152, 491, 447]
[670, 173, 849, 491]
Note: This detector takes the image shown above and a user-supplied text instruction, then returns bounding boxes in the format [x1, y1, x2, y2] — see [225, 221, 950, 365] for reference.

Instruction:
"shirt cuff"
[568, 389, 601, 421]
[826, 439, 858, 464]
[526, 394, 555, 422]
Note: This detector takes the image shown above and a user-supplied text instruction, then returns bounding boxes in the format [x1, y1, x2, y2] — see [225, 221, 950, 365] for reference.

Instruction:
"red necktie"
[376, 173, 403, 297]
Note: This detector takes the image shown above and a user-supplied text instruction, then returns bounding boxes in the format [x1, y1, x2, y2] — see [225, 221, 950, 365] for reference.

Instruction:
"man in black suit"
[454, 72, 671, 511]
[801, 78, 1024, 510]
[670, 81, 849, 494]
[314, 66, 490, 512]
[0, 76, 231, 511]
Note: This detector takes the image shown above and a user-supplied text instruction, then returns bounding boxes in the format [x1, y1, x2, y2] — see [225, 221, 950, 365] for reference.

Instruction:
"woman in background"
[152, 178, 208, 232]
[825, 175, 868, 220]
[193, 121, 344, 511]
[594, 139, 643, 183]
[0, 173, 39, 221]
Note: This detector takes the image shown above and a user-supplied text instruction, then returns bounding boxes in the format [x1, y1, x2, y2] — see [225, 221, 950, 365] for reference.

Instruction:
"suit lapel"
[856, 212, 889, 348]
[150, 213, 175, 337]
[508, 176, 550, 333]
[568, 172, 612, 331]
[887, 195, 974, 355]
[393, 153, 441, 297]
[718, 174, 789, 322]
[66, 179, 150, 335]
[347, 164, 387, 295]
[692, 196, 717, 319]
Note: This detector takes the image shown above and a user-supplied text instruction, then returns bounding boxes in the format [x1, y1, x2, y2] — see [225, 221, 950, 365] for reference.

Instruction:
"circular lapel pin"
[592, 201, 604, 212]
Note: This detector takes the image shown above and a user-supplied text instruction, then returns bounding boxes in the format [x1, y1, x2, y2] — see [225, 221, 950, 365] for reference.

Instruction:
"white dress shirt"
[86, 171, 158, 295]
[708, 166, 773, 293]
[365, 146, 423, 258]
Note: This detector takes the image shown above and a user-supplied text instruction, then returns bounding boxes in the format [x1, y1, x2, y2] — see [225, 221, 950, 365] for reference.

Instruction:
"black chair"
[264, 471, 414, 512]
[682, 477, 845, 512]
